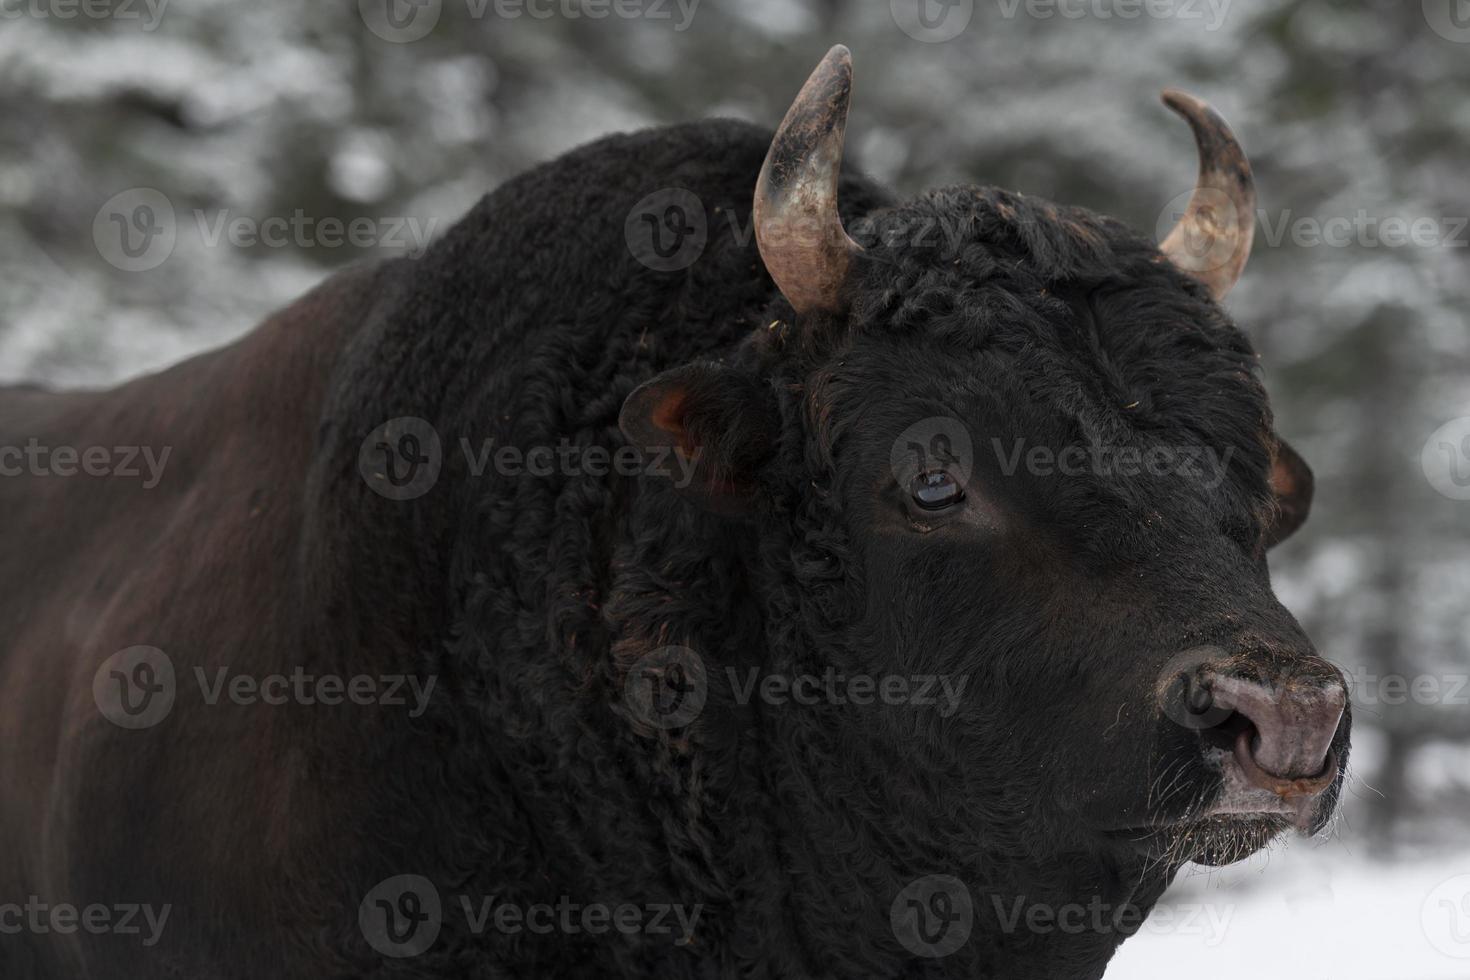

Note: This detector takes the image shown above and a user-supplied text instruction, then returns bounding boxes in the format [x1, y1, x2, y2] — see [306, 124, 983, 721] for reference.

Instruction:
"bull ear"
[618, 363, 779, 513]
[1264, 438, 1313, 548]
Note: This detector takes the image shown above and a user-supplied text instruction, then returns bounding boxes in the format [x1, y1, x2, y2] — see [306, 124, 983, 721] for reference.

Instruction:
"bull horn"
[1159, 89, 1256, 301]
[754, 44, 863, 315]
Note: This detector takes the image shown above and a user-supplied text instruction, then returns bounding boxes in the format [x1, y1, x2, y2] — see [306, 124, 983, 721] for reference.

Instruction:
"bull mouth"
[1105, 811, 1290, 840]
[1107, 813, 1294, 866]
[1103, 722, 1346, 864]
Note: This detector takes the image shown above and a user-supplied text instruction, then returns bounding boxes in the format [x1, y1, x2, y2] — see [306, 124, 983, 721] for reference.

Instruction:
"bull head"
[629, 48, 1308, 547]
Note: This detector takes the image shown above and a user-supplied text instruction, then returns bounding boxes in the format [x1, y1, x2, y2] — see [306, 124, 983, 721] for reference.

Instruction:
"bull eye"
[909, 469, 965, 511]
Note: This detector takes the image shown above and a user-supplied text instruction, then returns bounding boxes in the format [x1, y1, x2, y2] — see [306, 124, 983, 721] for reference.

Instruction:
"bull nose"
[1204, 670, 1346, 786]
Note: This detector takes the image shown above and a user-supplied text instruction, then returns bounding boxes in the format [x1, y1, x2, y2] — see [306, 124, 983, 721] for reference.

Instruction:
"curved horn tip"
[823, 43, 851, 64]
[754, 44, 863, 316]
[1160, 87, 1204, 116]
[788, 44, 853, 117]
[1159, 89, 1239, 163]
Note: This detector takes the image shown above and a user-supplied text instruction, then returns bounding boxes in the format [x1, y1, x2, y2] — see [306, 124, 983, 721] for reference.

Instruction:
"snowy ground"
[1106, 836, 1470, 980]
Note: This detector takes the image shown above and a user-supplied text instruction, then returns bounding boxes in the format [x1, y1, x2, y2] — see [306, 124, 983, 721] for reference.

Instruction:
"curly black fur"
[0, 118, 1346, 980]
[285, 116, 1326, 979]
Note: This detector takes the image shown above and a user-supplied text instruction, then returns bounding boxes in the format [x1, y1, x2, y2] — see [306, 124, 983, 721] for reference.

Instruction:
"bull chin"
[1104, 754, 1346, 867]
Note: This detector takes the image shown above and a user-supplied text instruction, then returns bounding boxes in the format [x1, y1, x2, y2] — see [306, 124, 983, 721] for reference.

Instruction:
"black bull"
[0, 47, 1348, 980]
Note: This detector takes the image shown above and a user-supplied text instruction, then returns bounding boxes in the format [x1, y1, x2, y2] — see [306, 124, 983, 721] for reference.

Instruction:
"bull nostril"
[1202, 671, 1347, 783]
[1232, 726, 1337, 798]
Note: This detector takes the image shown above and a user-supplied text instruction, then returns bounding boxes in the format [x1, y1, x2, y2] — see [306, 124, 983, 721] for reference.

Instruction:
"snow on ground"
[1106, 837, 1470, 980]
